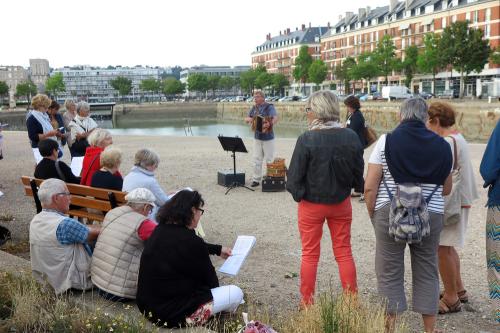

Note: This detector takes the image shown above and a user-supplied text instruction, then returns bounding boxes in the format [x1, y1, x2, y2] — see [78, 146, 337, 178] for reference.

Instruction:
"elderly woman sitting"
[80, 129, 117, 186]
[91, 188, 158, 302]
[286, 90, 364, 306]
[123, 148, 169, 207]
[68, 101, 98, 158]
[364, 98, 452, 333]
[90, 146, 123, 191]
[136, 190, 243, 328]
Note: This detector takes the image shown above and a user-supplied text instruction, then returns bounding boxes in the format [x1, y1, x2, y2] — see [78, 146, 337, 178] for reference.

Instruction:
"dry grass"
[0, 240, 30, 255]
[0, 213, 14, 223]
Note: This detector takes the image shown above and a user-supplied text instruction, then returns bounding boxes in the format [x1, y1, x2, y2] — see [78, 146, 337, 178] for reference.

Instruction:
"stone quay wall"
[217, 101, 500, 142]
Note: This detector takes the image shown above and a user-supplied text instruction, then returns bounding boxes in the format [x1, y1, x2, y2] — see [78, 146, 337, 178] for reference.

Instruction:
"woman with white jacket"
[68, 102, 98, 157]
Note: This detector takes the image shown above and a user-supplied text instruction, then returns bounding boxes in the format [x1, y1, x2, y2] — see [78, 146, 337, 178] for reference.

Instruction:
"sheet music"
[70, 157, 84, 177]
[218, 235, 256, 277]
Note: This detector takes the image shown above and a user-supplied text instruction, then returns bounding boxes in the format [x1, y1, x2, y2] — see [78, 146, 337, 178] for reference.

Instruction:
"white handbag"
[444, 136, 461, 226]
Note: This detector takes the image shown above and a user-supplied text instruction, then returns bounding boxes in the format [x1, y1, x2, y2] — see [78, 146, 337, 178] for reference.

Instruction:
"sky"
[1, 0, 389, 69]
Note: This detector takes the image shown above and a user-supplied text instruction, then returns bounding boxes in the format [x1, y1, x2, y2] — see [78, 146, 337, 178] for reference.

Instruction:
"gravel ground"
[0, 131, 498, 332]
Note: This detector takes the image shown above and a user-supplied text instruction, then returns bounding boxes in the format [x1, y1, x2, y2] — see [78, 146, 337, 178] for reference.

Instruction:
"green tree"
[334, 57, 356, 94]
[308, 60, 328, 90]
[255, 72, 273, 90]
[45, 73, 66, 99]
[0, 81, 8, 104]
[293, 45, 313, 94]
[218, 76, 235, 95]
[350, 52, 379, 93]
[162, 78, 185, 96]
[272, 73, 289, 96]
[110, 76, 132, 100]
[374, 35, 397, 85]
[240, 66, 266, 94]
[441, 20, 490, 98]
[400, 45, 419, 88]
[491, 46, 500, 65]
[187, 73, 209, 96]
[417, 33, 444, 95]
[206, 75, 221, 97]
[15, 81, 37, 104]
[139, 78, 161, 101]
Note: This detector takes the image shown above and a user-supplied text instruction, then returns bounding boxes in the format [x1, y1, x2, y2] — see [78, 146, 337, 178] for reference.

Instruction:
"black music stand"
[218, 135, 254, 195]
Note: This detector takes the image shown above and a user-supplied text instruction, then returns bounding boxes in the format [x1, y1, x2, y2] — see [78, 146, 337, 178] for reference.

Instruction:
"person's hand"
[244, 117, 253, 125]
[220, 247, 232, 259]
[47, 130, 59, 137]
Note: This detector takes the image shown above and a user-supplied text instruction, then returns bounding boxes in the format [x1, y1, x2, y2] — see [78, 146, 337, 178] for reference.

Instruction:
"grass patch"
[0, 240, 30, 255]
[0, 213, 14, 222]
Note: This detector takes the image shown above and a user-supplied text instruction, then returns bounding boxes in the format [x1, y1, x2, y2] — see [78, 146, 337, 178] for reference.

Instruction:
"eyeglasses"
[145, 204, 154, 213]
[196, 208, 205, 215]
[56, 192, 71, 197]
[305, 107, 312, 113]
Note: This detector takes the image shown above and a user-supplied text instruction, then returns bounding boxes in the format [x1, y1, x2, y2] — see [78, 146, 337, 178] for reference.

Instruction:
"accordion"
[251, 115, 273, 133]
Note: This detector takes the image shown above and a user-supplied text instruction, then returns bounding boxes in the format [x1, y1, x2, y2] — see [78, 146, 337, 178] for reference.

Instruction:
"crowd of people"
[22, 92, 499, 330]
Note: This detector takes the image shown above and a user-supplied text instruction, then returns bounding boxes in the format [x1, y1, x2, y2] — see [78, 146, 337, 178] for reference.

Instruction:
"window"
[466, 12, 470, 21]
[473, 10, 478, 23]
[485, 24, 490, 38]
[442, 17, 446, 28]
[452, 15, 456, 23]
[486, 8, 491, 21]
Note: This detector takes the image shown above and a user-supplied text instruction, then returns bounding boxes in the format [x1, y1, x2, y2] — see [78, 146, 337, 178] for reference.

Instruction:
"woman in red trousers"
[286, 90, 364, 306]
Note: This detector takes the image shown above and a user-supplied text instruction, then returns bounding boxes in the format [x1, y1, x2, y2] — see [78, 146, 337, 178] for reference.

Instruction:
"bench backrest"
[21, 176, 127, 222]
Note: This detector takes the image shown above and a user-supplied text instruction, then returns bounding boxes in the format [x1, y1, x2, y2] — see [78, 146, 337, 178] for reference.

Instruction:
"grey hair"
[307, 90, 340, 122]
[88, 128, 112, 147]
[253, 90, 265, 98]
[64, 98, 76, 110]
[76, 101, 90, 114]
[38, 178, 67, 207]
[128, 202, 147, 211]
[134, 148, 160, 169]
[400, 97, 429, 123]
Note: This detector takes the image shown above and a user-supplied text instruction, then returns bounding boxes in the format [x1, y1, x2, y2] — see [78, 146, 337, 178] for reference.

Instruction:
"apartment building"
[180, 65, 251, 98]
[29, 59, 50, 93]
[52, 66, 160, 103]
[0, 66, 29, 107]
[252, 0, 499, 96]
[251, 24, 328, 96]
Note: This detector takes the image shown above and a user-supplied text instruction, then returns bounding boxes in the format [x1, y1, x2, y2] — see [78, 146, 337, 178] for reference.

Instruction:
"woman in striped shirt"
[365, 98, 452, 333]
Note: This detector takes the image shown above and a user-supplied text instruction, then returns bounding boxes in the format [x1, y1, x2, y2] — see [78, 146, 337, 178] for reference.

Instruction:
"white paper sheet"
[70, 157, 84, 177]
[218, 235, 256, 277]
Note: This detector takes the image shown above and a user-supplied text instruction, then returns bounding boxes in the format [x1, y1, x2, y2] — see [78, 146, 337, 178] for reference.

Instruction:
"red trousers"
[298, 198, 357, 305]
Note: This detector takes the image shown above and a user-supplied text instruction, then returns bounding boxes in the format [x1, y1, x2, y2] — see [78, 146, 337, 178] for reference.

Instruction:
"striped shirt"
[369, 134, 445, 214]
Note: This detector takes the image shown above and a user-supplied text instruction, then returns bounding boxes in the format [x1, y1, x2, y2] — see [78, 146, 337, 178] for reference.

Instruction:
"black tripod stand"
[218, 136, 254, 195]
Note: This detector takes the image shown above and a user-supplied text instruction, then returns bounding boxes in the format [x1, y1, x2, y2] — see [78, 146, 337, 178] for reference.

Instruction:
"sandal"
[439, 290, 469, 303]
[438, 298, 461, 315]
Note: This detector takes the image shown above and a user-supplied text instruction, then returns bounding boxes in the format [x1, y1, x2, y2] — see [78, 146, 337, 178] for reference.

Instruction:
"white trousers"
[210, 285, 244, 314]
[252, 139, 275, 182]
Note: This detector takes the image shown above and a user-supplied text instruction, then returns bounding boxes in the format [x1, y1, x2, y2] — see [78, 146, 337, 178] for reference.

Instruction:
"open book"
[218, 235, 256, 277]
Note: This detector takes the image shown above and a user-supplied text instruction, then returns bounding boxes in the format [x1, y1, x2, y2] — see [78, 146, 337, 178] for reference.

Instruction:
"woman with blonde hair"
[286, 90, 364, 306]
[90, 146, 123, 191]
[426, 101, 478, 314]
[80, 129, 118, 186]
[26, 94, 60, 163]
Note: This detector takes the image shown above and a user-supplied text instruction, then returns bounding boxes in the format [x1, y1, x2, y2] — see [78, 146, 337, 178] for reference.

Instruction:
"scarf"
[308, 119, 342, 131]
[385, 119, 452, 185]
[29, 110, 57, 141]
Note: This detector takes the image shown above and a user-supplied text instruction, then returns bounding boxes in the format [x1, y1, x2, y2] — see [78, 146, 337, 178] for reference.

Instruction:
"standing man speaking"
[244, 90, 278, 187]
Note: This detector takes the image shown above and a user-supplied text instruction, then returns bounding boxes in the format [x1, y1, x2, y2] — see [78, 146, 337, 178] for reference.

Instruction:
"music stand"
[218, 135, 254, 195]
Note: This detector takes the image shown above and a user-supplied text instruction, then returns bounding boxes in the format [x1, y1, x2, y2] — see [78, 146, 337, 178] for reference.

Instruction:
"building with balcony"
[251, 0, 499, 97]
[252, 24, 329, 96]
[51, 66, 161, 103]
[180, 65, 251, 98]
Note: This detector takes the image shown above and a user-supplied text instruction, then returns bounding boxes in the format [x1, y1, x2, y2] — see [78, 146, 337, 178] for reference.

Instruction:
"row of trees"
[334, 20, 495, 98]
[110, 77, 186, 100]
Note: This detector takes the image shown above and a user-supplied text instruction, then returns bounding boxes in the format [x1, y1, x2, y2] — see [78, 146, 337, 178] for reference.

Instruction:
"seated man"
[91, 188, 158, 302]
[34, 139, 80, 184]
[29, 178, 100, 294]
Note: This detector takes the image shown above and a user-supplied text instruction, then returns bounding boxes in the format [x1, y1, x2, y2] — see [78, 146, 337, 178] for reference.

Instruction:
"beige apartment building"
[0, 66, 29, 107]
[252, 0, 499, 96]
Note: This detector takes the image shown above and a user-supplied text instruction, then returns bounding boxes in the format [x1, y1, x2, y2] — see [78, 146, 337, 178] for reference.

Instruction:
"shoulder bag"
[443, 136, 461, 226]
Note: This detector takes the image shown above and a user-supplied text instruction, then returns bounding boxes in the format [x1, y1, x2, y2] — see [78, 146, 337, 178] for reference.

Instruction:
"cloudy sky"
[1, 0, 388, 68]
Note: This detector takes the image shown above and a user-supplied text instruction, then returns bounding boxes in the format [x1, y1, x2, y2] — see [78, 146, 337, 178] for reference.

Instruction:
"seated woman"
[90, 146, 123, 191]
[80, 129, 117, 186]
[123, 149, 169, 207]
[136, 190, 243, 328]
[34, 139, 80, 184]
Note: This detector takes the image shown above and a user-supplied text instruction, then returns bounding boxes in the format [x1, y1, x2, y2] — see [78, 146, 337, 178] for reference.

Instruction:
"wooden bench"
[21, 176, 127, 223]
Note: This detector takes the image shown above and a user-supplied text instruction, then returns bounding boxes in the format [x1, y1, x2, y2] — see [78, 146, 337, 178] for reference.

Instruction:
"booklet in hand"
[218, 235, 256, 277]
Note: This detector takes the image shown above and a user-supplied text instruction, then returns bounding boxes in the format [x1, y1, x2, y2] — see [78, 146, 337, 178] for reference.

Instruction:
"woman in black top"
[344, 95, 367, 199]
[47, 100, 68, 148]
[286, 90, 364, 306]
[90, 146, 123, 190]
[34, 139, 80, 184]
[136, 190, 242, 328]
